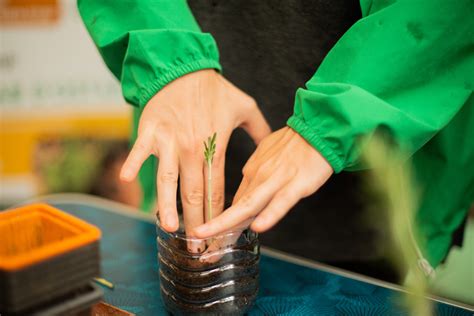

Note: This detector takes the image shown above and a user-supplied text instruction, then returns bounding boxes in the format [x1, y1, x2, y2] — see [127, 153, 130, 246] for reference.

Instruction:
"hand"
[120, 69, 271, 249]
[193, 127, 333, 238]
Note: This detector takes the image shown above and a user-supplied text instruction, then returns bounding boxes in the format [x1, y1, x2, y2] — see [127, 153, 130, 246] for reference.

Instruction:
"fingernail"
[120, 170, 132, 181]
[187, 240, 204, 253]
[252, 218, 265, 230]
[166, 214, 177, 229]
[194, 225, 206, 236]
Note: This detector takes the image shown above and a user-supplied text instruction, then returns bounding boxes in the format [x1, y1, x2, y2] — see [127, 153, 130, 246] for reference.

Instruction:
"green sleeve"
[77, 0, 221, 107]
[287, 0, 473, 173]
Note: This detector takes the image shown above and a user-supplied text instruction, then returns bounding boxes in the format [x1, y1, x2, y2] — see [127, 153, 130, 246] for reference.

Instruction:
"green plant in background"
[204, 133, 217, 222]
[363, 135, 432, 316]
[38, 139, 104, 193]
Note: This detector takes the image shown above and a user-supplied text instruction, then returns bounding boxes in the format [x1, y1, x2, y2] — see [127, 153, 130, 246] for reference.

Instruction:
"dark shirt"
[188, 1, 374, 263]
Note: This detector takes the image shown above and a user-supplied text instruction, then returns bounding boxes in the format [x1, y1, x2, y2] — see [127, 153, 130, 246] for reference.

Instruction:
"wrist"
[139, 59, 222, 107]
[287, 116, 343, 173]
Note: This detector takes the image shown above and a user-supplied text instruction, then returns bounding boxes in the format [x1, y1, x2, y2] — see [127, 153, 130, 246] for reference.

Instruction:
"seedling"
[203, 133, 217, 222]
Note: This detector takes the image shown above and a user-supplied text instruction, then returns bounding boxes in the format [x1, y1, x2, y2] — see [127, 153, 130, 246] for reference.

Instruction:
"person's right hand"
[119, 69, 271, 251]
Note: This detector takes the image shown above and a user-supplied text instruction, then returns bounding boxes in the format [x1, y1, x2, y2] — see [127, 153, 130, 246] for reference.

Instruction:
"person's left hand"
[193, 126, 333, 238]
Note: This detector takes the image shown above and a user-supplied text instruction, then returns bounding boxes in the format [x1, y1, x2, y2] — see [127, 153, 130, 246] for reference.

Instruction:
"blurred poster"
[0, 0, 135, 205]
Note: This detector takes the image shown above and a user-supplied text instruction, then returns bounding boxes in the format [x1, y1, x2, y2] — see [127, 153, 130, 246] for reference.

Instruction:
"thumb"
[240, 106, 272, 145]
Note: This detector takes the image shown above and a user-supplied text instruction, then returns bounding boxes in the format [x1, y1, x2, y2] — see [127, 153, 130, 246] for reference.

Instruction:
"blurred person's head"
[33, 138, 141, 208]
[89, 142, 141, 208]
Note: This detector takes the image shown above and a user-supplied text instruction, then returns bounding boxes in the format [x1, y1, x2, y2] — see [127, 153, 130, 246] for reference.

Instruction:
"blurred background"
[0, 0, 141, 208]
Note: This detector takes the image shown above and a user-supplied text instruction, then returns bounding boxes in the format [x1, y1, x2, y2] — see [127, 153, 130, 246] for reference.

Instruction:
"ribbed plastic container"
[156, 221, 259, 315]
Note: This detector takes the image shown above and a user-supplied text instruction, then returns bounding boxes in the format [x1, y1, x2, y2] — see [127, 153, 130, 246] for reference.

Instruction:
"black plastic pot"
[5, 283, 103, 316]
[0, 242, 100, 314]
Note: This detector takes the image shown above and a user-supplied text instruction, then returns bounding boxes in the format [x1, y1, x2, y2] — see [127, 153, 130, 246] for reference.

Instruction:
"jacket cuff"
[120, 30, 222, 107]
[287, 115, 344, 173]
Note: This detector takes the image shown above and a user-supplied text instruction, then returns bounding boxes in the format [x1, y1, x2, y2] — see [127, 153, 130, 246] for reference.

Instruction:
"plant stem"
[207, 160, 212, 221]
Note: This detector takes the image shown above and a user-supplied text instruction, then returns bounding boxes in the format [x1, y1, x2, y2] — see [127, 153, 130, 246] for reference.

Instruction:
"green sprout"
[204, 132, 217, 221]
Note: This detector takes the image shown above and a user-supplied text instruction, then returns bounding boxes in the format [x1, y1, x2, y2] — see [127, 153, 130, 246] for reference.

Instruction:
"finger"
[179, 156, 205, 253]
[233, 147, 263, 204]
[238, 129, 287, 181]
[235, 162, 269, 205]
[193, 172, 288, 238]
[199, 230, 242, 263]
[120, 130, 154, 182]
[232, 176, 250, 204]
[240, 106, 271, 145]
[204, 141, 227, 222]
[199, 217, 254, 263]
[156, 149, 179, 232]
[251, 182, 303, 233]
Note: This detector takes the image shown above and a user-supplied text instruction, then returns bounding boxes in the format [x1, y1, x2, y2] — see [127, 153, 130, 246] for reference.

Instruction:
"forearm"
[78, 0, 221, 106]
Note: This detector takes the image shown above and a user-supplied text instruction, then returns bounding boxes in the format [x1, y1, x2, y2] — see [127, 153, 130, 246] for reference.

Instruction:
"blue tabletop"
[44, 197, 470, 315]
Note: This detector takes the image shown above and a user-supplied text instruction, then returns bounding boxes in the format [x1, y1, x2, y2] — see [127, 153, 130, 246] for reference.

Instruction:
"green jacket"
[78, 0, 473, 267]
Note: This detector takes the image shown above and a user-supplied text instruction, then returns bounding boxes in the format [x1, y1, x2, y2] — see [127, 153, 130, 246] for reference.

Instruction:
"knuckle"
[159, 171, 178, 184]
[288, 165, 298, 175]
[242, 164, 254, 177]
[181, 140, 198, 155]
[300, 186, 315, 198]
[255, 164, 271, 179]
[237, 194, 252, 209]
[242, 166, 249, 177]
[259, 135, 272, 146]
[157, 202, 173, 215]
[134, 141, 148, 152]
[261, 161, 273, 173]
[244, 96, 258, 110]
[183, 189, 204, 206]
[278, 191, 292, 203]
[211, 192, 224, 207]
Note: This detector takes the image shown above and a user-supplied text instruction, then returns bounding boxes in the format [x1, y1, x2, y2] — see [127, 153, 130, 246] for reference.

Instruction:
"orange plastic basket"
[0, 203, 101, 313]
[0, 203, 101, 271]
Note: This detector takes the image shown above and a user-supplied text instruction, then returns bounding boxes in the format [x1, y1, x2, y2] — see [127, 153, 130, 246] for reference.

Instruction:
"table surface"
[19, 194, 473, 315]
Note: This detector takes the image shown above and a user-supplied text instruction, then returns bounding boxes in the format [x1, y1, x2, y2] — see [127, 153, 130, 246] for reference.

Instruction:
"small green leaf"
[203, 133, 218, 222]
[204, 132, 217, 164]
